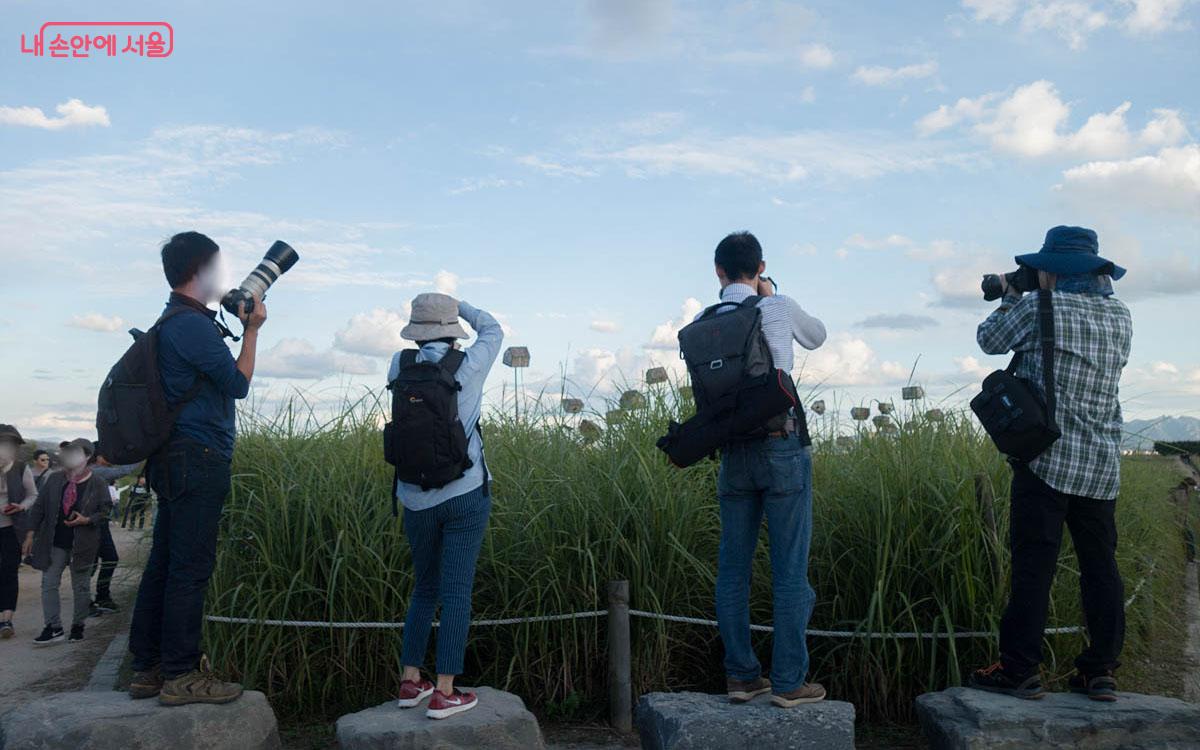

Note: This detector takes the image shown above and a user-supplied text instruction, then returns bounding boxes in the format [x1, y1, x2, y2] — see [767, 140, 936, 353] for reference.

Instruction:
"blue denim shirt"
[388, 301, 503, 511]
[157, 294, 249, 459]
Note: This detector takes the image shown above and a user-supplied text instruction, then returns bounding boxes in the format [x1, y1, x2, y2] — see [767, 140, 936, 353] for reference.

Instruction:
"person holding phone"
[23, 439, 113, 646]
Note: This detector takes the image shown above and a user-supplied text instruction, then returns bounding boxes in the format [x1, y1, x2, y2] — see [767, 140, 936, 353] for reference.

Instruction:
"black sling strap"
[1005, 289, 1059, 433]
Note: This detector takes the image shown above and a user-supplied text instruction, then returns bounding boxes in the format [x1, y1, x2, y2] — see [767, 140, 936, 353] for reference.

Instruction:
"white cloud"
[593, 130, 968, 183]
[434, 269, 459, 295]
[955, 355, 994, 379]
[257, 338, 376, 380]
[590, 320, 620, 333]
[646, 297, 704, 350]
[798, 333, 908, 386]
[448, 176, 522, 195]
[573, 347, 619, 387]
[919, 80, 1188, 160]
[333, 307, 410, 356]
[1150, 360, 1180, 374]
[1122, 0, 1192, 33]
[962, 0, 1191, 43]
[852, 61, 938, 86]
[67, 312, 125, 332]
[0, 99, 110, 130]
[799, 86, 817, 104]
[844, 233, 914, 250]
[1059, 144, 1200, 214]
[963, 0, 1022, 22]
[1021, 2, 1109, 50]
[799, 43, 835, 69]
[516, 154, 599, 178]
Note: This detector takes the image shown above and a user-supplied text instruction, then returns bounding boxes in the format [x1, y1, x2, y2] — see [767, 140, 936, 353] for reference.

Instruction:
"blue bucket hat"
[1015, 226, 1126, 280]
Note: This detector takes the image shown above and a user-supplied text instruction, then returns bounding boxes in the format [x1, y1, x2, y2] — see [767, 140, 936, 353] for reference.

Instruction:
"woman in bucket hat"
[968, 226, 1133, 702]
[388, 292, 504, 719]
[0, 424, 37, 639]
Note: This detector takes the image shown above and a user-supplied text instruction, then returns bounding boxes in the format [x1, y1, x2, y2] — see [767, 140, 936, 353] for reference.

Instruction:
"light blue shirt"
[387, 301, 504, 511]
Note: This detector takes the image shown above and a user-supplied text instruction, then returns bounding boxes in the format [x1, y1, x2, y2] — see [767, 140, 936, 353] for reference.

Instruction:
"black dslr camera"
[981, 266, 1038, 301]
[220, 241, 300, 316]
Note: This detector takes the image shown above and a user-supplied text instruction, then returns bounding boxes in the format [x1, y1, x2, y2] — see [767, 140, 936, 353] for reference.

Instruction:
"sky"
[1, 0, 1198, 440]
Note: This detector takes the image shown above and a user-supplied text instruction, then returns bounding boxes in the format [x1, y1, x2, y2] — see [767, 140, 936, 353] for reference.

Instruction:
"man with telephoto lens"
[967, 226, 1132, 702]
[703, 232, 828, 708]
[127, 231, 267, 706]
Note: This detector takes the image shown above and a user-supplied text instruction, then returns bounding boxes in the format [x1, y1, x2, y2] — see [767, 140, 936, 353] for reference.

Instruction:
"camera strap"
[1003, 290, 1058, 431]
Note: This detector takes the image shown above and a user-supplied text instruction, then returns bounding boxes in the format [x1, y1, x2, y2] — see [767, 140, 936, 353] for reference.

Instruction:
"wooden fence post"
[607, 579, 632, 732]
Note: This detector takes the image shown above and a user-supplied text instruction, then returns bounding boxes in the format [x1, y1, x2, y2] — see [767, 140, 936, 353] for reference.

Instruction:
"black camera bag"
[970, 289, 1061, 462]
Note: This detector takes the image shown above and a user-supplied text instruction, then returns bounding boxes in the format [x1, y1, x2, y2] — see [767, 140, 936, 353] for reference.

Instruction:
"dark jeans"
[999, 462, 1125, 676]
[92, 521, 119, 601]
[401, 485, 491, 676]
[0, 526, 18, 612]
[129, 440, 231, 678]
[716, 438, 815, 694]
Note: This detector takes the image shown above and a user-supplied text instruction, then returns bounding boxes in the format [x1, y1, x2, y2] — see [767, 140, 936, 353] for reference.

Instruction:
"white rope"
[206, 574, 1150, 638]
[204, 610, 607, 629]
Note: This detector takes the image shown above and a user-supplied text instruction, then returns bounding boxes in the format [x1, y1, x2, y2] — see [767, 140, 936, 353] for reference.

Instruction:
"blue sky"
[2, 0, 1197, 439]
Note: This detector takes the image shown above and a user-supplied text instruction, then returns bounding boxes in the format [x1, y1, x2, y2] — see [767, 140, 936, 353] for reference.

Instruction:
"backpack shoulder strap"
[398, 349, 419, 369]
[439, 349, 467, 377]
[1037, 289, 1058, 431]
[738, 295, 762, 308]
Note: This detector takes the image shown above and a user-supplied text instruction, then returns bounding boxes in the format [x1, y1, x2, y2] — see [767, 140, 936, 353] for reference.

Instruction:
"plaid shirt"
[977, 291, 1132, 500]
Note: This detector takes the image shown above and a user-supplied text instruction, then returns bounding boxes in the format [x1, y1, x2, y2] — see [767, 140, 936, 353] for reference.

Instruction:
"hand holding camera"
[981, 265, 1038, 301]
[238, 293, 268, 331]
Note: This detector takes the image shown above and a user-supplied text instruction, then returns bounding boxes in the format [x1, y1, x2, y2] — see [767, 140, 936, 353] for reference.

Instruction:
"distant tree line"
[1154, 440, 1200, 456]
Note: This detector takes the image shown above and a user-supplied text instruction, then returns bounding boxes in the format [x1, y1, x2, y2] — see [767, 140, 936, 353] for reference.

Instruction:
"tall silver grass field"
[206, 386, 1189, 721]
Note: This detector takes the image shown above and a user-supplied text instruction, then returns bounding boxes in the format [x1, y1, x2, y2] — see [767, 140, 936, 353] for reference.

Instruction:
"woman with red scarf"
[23, 439, 112, 646]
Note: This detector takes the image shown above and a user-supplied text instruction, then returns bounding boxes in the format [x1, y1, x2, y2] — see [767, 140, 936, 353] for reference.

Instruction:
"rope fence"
[204, 571, 1150, 639]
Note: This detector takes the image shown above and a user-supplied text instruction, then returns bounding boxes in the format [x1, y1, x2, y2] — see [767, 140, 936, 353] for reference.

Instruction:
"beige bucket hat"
[401, 293, 468, 341]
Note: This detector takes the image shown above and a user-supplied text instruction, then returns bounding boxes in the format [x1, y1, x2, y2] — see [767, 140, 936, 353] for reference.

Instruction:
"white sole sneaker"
[32, 635, 64, 647]
[426, 699, 477, 720]
[396, 686, 433, 708]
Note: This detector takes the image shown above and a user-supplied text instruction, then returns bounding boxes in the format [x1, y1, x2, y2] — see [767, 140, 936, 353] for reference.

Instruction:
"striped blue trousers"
[400, 484, 491, 675]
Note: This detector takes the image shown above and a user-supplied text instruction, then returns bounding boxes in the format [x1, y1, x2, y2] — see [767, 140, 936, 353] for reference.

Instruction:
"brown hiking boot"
[159, 656, 243, 706]
[129, 664, 164, 699]
[727, 676, 772, 703]
[772, 682, 827, 707]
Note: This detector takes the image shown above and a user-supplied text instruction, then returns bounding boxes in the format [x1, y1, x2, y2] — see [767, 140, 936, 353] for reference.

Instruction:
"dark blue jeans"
[716, 437, 815, 694]
[401, 485, 491, 676]
[129, 439, 231, 678]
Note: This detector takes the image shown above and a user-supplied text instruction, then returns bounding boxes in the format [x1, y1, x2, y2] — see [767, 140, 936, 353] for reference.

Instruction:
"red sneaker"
[396, 678, 434, 708]
[425, 688, 478, 719]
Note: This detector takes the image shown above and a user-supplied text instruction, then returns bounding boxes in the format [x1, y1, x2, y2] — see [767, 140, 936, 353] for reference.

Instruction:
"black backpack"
[384, 349, 479, 510]
[970, 289, 1061, 463]
[656, 296, 803, 467]
[95, 307, 206, 465]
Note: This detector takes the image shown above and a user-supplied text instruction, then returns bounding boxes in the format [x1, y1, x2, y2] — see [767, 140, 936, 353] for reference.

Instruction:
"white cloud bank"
[67, 312, 125, 332]
[852, 61, 938, 86]
[0, 99, 110, 130]
[960, 0, 1192, 48]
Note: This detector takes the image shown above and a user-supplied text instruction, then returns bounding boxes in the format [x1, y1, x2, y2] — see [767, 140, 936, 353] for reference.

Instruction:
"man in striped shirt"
[704, 232, 828, 708]
[968, 226, 1132, 702]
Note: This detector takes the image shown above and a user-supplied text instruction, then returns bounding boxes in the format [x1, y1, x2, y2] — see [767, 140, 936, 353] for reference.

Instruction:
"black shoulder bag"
[970, 289, 1061, 463]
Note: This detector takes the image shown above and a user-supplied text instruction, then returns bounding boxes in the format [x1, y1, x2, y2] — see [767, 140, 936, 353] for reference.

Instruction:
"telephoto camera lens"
[221, 240, 300, 316]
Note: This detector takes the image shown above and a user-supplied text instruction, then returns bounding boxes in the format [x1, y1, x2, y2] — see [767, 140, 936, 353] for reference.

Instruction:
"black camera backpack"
[656, 296, 803, 467]
[970, 289, 1062, 462]
[384, 349, 478, 512]
[96, 307, 206, 465]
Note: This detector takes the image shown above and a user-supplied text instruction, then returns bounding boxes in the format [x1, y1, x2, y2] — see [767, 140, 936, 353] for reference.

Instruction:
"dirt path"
[0, 525, 146, 709]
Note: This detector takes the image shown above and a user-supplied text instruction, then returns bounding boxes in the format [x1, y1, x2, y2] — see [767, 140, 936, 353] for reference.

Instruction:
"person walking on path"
[967, 226, 1132, 702]
[127, 231, 266, 706]
[388, 293, 503, 719]
[1, 425, 38, 639]
[22, 439, 113, 646]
